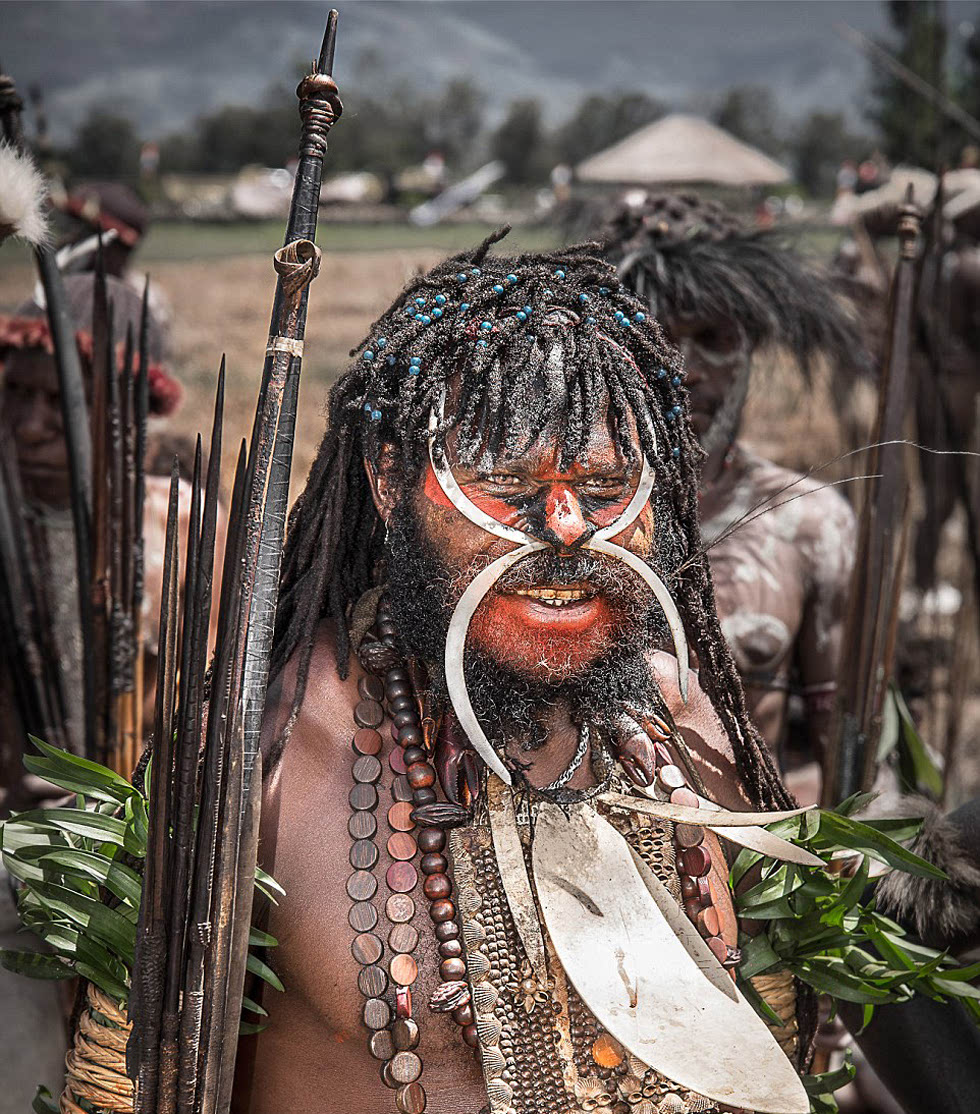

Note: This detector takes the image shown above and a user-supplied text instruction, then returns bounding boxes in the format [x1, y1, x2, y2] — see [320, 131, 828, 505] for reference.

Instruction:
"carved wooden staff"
[824, 189, 922, 804]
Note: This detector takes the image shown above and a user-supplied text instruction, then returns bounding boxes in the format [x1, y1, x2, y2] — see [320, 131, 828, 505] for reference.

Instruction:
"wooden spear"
[128, 460, 180, 1111]
[824, 189, 923, 804]
[197, 14, 343, 1112]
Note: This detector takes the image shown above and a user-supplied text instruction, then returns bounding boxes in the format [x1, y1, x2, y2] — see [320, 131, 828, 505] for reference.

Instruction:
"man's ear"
[364, 442, 400, 522]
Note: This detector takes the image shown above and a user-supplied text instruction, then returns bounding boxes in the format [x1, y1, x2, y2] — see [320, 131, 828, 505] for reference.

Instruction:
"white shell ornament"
[531, 801, 810, 1114]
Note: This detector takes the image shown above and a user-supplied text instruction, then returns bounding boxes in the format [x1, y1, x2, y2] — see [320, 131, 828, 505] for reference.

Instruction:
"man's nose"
[541, 484, 593, 550]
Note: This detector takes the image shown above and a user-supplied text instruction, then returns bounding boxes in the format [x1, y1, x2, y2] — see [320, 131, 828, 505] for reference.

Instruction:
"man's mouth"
[508, 584, 595, 608]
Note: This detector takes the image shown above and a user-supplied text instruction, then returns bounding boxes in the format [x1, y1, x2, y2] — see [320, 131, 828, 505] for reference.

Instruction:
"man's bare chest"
[254, 682, 487, 1112]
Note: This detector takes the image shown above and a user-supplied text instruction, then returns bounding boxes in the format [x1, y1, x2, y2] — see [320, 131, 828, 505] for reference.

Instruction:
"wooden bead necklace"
[350, 600, 741, 1110]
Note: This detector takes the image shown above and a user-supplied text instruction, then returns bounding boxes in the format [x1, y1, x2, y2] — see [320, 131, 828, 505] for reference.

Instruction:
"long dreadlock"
[271, 229, 791, 815]
[604, 192, 864, 377]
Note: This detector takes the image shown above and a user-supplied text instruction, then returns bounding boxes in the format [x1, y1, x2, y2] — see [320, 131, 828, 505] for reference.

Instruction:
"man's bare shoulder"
[263, 620, 360, 769]
[652, 649, 756, 811]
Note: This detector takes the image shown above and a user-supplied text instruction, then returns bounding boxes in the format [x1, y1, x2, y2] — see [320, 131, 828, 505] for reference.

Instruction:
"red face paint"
[417, 430, 653, 680]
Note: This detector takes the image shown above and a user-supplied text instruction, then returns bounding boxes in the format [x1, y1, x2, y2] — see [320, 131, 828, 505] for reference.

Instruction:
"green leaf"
[804, 1054, 856, 1095]
[790, 959, 897, 1004]
[924, 959, 980, 982]
[737, 932, 782, 979]
[836, 855, 871, 914]
[123, 795, 148, 858]
[816, 812, 946, 879]
[892, 688, 944, 797]
[32, 1087, 59, 1114]
[736, 895, 799, 921]
[7, 807, 128, 845]
[931, 977, 980, 1001]
[0, 949, 74, 980]
[254, 866, 285, 901]
[248, 927, 279, 948]
[12, 847, 142, 913]
[238, 1021, 268, 1036]
[246, 953, 284, 994]
[738, 972, 785, 1027]
[29, 880, 136, 959]
[73, 959, 129, 1005]
[241, 995, 268, 1017]
[22, 757, 130, 807]
[835, 792, 879, 817]
[737, 866, 803, 910]
[27, 738, 137, 802]
[38, 922, 130, 981]
[864, 924, 917, 973]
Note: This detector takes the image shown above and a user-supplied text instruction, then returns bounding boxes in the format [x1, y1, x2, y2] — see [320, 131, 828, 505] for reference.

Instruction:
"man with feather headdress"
[606, 194, 862, 802]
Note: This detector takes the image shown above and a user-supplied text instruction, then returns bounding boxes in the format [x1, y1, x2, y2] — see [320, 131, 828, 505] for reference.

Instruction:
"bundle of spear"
[0, 65, 148, 780]
[124, 12, 342, 1113]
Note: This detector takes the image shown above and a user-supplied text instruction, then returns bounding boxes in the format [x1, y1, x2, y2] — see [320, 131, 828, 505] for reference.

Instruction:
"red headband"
[0, 314, 182, 416]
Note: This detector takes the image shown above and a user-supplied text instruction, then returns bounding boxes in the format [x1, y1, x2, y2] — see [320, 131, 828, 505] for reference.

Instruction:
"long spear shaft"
[2, 63, 94, 758]
[239, 9, 342, 795]
[128, 460, 180, 1112]
[825, 191, 922, 804]
[195, 14, 342, 1110]
[156, 439, 202, 1114]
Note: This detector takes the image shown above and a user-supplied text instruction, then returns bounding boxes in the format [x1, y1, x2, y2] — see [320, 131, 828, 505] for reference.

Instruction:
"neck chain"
[543, 723, 590, 791]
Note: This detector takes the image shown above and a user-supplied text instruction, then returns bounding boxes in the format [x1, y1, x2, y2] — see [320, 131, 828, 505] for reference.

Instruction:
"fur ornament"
[875, 795, 980, 951]
[0, 141, 49, 247]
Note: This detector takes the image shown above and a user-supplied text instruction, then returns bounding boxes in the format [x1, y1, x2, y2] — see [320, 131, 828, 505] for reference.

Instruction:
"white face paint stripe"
[427, 435, 533, 546]
[591, 456, 656, 542]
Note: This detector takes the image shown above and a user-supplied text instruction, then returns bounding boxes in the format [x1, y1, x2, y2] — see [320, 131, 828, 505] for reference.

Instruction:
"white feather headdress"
[0, 141, 50, 247]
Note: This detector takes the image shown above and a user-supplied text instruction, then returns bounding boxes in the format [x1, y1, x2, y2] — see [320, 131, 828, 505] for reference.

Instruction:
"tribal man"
[606, 195, 861, 802]
[236, 238, 817, 1114]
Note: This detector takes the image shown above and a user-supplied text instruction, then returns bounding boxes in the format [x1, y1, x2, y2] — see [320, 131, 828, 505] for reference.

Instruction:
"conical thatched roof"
[576, 113, 789, 187]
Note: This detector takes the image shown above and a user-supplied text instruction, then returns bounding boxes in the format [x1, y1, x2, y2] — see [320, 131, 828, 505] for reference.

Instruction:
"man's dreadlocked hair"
[604, 192, 863, 375]
[271, 229, 791, 814]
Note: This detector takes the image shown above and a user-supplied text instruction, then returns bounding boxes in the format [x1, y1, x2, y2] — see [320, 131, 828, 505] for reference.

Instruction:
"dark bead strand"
[354, 605, 429, 1113]
[372, 612, 477, 1063]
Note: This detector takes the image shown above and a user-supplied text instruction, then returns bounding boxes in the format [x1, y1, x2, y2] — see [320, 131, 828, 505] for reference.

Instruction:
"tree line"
[54, 1, 980, 200]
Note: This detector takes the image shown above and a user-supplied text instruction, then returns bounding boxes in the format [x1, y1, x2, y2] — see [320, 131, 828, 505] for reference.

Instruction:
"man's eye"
[580, 479, 625, 495]
[483, 474, 524, 488]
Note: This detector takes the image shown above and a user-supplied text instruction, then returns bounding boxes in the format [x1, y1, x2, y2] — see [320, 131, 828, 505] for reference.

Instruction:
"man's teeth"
[512, 587, 592, 606]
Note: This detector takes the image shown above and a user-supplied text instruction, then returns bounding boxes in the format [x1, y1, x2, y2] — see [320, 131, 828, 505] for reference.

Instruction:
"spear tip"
[317, 9, 339, 76]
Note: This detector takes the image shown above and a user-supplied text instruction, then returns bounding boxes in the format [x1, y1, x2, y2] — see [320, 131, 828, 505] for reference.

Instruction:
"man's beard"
[382, 496, 669, 751]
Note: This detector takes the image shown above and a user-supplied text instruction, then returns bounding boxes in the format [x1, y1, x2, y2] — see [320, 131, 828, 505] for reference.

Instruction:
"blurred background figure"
[606, 192, 863, 803]
[0, 272, 213, 803]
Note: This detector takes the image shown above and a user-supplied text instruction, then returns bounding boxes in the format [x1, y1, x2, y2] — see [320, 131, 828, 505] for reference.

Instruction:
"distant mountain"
[0, 0, 970, 145]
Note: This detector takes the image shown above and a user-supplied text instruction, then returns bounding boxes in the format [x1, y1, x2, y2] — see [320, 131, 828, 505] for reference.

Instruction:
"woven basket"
[750, 970, 799, 1059]
[60, 984, 134, 1114]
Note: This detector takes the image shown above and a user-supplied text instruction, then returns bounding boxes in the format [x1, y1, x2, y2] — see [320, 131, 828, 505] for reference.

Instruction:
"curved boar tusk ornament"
[444, 542, 547, 785]
[532, 801, 811, 1114]
[431, 404, 688, 771]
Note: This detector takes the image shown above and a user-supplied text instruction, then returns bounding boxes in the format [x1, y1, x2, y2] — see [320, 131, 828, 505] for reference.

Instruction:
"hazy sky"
[4, 1, 979, 143]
